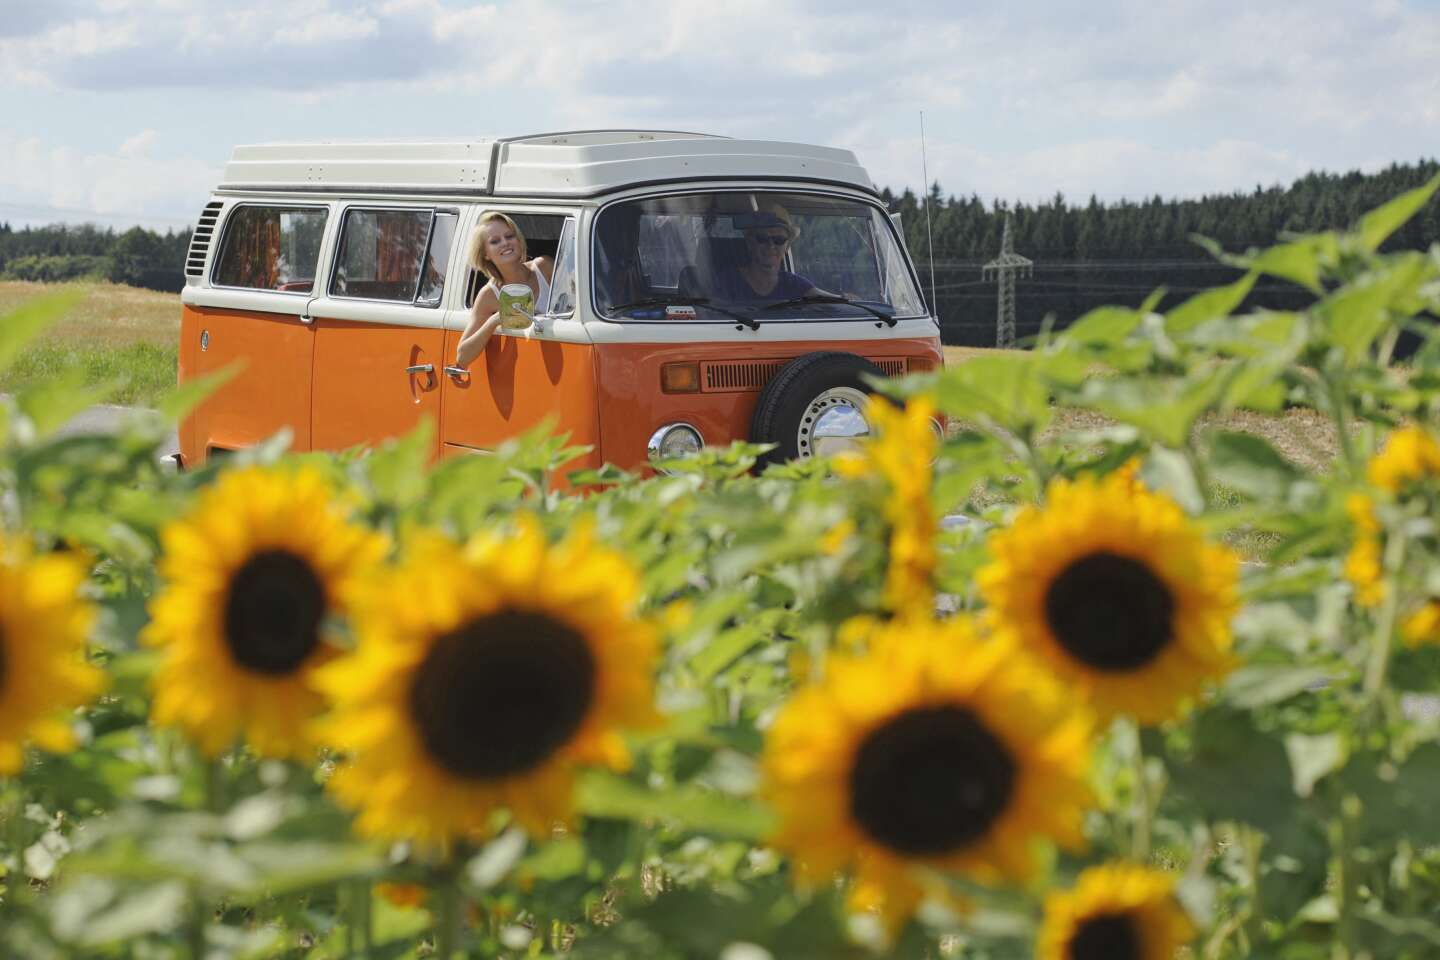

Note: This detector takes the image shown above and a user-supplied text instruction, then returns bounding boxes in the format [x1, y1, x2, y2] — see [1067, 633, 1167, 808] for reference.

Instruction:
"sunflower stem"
[433, 855, 464, 960]
[1321, 368, 1359, 476]
[1128, 721, 1153, 863]
[187, 756, 226, 960]
[1362, 526, 1407, 704]
[1, 786, 24, 918]
[345, 880, 373, 957]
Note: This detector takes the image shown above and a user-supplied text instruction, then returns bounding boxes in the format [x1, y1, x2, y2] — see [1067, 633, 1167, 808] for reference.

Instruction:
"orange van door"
[181, 200, 334, 463]
[309, 207, 457, 457]
[439, 215, 599, 460]
[183, 294, 317, 460]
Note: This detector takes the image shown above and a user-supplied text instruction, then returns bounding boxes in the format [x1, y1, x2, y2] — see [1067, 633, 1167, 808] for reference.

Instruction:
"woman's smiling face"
[483, 220, 522, 268]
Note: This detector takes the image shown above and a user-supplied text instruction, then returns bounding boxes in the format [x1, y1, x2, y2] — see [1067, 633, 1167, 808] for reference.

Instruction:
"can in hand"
[498, 283, 534, 330]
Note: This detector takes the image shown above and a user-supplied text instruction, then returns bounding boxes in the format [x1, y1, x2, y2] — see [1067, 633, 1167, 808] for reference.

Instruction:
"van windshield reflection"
[593, 191, 924, 322]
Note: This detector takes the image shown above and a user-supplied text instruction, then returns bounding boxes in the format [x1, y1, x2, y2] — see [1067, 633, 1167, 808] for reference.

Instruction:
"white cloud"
[0, 0, 1436, 224]
[118, 129, 156, 157]
[273, 10, 381, 47]
[0, 131, 220, 228]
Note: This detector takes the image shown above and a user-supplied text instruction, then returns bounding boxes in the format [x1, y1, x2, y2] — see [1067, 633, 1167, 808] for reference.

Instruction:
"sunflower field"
[1, 177, 1440, 960]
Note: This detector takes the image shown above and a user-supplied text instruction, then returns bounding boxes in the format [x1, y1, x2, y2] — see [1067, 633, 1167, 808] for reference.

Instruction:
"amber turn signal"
[661, 361, 701, 393]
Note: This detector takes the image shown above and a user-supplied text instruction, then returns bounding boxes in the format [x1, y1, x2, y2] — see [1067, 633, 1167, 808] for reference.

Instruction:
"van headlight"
[648, 423, 704, 464]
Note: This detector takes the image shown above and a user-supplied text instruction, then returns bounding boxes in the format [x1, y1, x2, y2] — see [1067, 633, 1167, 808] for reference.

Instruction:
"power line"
[981, 216, 1033, 349]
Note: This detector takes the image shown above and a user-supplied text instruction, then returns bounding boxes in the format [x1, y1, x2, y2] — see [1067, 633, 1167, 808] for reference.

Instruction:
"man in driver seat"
[711, 201, 821, 303]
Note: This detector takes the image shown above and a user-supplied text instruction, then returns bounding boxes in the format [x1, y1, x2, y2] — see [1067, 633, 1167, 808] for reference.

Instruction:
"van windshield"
[593, 191, 925, 323]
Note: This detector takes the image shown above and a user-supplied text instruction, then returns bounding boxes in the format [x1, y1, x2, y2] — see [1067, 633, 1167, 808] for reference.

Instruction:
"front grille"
[700, 357, 909, 393]
[185, 201, 224, 278]
[703, 359, 788, 392]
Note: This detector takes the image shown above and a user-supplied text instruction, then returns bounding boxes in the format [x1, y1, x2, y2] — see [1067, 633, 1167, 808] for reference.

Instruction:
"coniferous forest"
[885, 158, 1440, 345]
[3, 158, 1436, 345]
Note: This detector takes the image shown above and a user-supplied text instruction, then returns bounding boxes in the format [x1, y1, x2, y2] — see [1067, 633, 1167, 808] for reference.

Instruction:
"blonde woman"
[455, 212, 554, 367]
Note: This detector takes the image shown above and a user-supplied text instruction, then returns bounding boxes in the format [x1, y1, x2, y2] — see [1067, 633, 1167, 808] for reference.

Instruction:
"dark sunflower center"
[1068, 912, 1141, 960]
[222, 549, 327, 675]
[1044, 551, 1174, 671]
[408, 610, 596, 780]
[848, 705, 1016, 856]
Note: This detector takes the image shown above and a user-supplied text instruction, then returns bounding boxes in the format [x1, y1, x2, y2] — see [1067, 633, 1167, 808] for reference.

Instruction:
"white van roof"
[220, 130, 877, 198]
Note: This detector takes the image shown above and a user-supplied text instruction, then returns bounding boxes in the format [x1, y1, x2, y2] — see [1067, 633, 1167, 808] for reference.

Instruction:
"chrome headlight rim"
[647, 422, 705, 466]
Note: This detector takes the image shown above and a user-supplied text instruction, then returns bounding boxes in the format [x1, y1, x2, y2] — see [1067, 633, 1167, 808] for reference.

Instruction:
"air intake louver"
[184, 202, 224, 278]
[701, 357, 908, 393]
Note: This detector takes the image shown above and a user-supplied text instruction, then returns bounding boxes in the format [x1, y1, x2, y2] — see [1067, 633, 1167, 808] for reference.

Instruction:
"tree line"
[882, 158, 1440, 345]
[5, 158, 1437, 345]
[0, 223, 191, 293]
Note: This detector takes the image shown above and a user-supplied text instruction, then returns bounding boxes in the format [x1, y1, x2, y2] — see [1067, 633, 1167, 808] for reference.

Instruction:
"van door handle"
[405, 363, 435, 375]
[443, 365, 470, 382]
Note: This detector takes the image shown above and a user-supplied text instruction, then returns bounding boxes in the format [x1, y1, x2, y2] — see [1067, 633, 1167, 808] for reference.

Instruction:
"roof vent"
[185, 202, 224, 278]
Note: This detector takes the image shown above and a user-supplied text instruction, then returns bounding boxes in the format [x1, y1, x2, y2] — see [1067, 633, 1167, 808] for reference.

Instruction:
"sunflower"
[1343, 493, 1386, 609]
[1368, 424, 1440, 493]
[0, 538, 103, 774]
[977, 470, 1239, 725]
[1403, 601, 1440, 647]
[1037, 862, 1195, 960]
[762, 616, 1092, 926]
[834, 396, 941, 616]
[314, 517, 657, 850]
[144, 465, 386, 760]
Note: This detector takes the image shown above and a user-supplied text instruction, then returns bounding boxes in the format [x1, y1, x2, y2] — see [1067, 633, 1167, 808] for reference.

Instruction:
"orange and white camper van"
[177, 130, 942, 472]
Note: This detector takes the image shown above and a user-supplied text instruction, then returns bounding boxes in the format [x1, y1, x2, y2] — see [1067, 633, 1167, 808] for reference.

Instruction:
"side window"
[463, 211, 567, 309]
[332, 208, 454, 306]
[417, 212, 457, 305]
[544, 218, 577, 316]
[212, 205, 327, 292]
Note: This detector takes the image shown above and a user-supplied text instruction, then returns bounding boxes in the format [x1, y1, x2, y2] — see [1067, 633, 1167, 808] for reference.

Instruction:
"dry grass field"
[0, 281, 180, 406]
[942, 344, 1340, 473]
[0, 284, 1340, 474]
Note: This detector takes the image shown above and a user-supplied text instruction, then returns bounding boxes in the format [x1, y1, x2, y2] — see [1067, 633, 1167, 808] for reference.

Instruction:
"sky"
[1, 0, 1438, 231]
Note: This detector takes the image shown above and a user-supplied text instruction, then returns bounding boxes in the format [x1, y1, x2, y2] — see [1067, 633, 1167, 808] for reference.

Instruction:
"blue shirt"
[712, 266, 815, 303]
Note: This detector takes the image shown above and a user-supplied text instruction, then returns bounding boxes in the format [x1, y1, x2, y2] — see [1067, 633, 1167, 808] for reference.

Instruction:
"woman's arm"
[456, 286, 501, 368]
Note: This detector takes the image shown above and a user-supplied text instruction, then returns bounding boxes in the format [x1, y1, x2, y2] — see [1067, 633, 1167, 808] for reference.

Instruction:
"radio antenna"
[919, 111, 938, 314]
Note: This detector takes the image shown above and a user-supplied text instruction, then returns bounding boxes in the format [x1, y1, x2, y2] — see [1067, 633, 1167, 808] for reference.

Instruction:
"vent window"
[185, 201, 224, 278]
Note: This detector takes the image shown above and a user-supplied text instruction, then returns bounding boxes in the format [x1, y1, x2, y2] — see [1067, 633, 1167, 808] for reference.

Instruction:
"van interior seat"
[681, 236, 746, 298]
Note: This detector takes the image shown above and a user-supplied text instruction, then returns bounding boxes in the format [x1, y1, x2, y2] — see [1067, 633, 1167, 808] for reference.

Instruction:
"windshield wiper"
[608, 296, 761, 330]
[758, 294, 897, 327]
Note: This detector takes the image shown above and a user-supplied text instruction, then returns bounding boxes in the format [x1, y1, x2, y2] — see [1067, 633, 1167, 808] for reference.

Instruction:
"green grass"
[0, 280, 180, 408]
[0, 341, 180, 407]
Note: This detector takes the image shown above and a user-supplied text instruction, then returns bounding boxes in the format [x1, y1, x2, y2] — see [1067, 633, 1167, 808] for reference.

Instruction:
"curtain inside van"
[376, 215, 428, 284]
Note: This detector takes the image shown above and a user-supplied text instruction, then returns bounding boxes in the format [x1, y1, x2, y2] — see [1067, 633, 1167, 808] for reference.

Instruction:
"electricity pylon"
[982, 216, 1033, 348]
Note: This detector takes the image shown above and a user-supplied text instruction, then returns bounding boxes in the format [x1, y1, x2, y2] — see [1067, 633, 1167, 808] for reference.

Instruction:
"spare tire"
[750, 351, 887, 468]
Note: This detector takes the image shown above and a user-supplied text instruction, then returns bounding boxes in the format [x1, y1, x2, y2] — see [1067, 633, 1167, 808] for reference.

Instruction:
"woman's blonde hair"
[467, 211, 528, 286]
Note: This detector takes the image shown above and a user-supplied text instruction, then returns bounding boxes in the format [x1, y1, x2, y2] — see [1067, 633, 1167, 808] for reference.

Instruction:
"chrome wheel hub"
[797, 387, 870, 459]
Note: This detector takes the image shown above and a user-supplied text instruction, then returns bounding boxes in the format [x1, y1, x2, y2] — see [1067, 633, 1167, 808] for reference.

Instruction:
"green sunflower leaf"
[0, 286, 84, 376]
[1207, 431, 1303, 503]
[1356, 171, 1440, 253]
[1164, 271, 1257, 335]
[576, 771, 774, 839]
[1284, 732, 1347, 799]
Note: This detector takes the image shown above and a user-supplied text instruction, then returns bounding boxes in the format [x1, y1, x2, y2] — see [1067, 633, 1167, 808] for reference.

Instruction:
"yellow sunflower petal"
[978, 470, 1239, 724]
[1368, 424, 1440, 493]
[0, 538, 103, 774]
[143, 464, 385, 760]
[762, 615, 1093, 928]
[315, 516, 658, 852]
[1037, 862, 1196, 960]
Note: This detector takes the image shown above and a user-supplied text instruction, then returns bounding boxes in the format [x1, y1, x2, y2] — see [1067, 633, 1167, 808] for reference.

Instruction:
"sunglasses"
[750, 234, 790, 247]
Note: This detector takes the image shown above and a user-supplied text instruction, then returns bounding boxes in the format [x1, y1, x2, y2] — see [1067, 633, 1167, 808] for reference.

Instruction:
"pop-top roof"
[220, 130, 876, 198]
